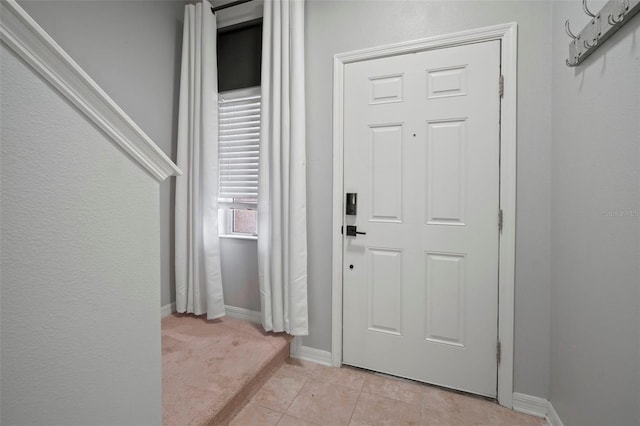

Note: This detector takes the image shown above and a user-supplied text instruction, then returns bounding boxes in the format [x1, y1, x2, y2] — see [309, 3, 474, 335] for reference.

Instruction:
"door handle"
[346, 225, 366, 237]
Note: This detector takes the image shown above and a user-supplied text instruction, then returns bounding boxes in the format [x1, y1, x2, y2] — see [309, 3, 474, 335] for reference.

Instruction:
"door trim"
[331, 22, 518, 408]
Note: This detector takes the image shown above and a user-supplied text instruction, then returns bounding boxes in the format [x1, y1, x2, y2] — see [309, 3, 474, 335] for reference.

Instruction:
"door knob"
[346, 225, 366, 237]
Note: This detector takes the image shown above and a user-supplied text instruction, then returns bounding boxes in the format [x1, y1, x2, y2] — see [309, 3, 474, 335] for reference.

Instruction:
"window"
[218, 86, 260, 238]
[216, 19, 262, 239]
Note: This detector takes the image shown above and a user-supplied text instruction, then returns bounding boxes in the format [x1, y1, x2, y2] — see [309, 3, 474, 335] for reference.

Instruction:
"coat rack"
[565, 0, 640, 66]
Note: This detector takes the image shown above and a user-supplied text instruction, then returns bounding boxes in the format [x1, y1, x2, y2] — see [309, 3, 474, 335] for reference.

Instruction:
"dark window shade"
[217, 21, 262, 92]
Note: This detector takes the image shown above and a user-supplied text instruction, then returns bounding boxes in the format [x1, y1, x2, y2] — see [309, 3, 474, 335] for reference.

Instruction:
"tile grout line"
[281, 373, 310, 416]
[274, 411, 284, 426]
[346, 382, 364, 426]
[284, 410, 320, 426]
[271, 366, 321, 426]
[250, 366, 307, 414]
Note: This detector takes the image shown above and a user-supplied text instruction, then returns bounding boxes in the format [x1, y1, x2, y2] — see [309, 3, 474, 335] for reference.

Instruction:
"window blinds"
[218, 87, 261, 202]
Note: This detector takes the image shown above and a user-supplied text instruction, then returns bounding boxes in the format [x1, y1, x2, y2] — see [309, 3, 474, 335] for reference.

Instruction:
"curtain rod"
[210, 0, 253, 14]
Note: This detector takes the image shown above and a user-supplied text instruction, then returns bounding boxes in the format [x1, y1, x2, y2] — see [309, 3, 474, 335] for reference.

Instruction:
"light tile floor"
[230, 359, 545, 426]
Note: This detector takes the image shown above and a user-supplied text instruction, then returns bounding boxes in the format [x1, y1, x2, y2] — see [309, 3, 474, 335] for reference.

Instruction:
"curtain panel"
[258, 0, 309, 335]
[175, 2, 225, 320]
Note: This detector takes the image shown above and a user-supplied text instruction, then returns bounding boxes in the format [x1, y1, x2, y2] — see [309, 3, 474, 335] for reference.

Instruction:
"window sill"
[219, 233, 258, 241]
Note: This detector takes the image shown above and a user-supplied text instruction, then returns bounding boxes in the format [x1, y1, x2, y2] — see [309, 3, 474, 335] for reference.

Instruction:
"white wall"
[549, 3, 640, 425]
[18, 0, 186, 308]
[0, 44, 162, 425]
[305, 0, 553, 399]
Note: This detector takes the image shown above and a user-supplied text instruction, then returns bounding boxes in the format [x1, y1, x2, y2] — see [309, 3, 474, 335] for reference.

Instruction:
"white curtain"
[175, 2, 225, 320]
[258, 0, 308, 335]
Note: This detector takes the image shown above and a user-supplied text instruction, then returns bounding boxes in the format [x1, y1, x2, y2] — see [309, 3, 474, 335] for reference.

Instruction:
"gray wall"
[18, 0, 264, 311]
[1, 44, 163, 425]
[549, 3, 640, 425]
[17, 0, 556, 401]
[7, 1, 640, 421]
[220, 238, 261, 311]
[305, 0, 553, 399]
[18, 0, 186, 307]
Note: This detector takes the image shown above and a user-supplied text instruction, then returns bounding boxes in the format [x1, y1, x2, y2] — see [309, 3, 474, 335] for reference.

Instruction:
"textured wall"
[549, 3, 640, 425]
[18, 0, 185, 308]
[0, 45, 162, 424]
[17, 0, 264, 311]
[305, 1, 553, 399]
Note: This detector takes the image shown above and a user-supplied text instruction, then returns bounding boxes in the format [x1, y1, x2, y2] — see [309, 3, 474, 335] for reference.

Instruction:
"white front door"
[342, 40, 501, 397]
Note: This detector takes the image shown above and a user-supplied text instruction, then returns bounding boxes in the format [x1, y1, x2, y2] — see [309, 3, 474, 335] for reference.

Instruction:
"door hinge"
[496, 340, 502, 364]
[341, 225, 344, 235]
[498, 209, 503, 232]
[499, 75, 504, 98]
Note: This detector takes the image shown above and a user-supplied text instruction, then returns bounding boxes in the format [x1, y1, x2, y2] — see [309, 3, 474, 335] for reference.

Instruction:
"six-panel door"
[342, 40, 501, 397]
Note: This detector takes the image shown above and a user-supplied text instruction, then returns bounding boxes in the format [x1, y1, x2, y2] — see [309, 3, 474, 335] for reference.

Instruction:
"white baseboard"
[290, 337, 332, 366]
[162, 303, 261, 323]
[512, 393, 564, 426]
[162, 303, 332, 368]
[224, 305, 261, 324]
[222, 310, 332, 366]
[161, 303, 260, 323]
[222, 308, 332, 367]
[513, 392, 548, 418]
[161, 302, 175, 319]
[546, 400, 564, 426]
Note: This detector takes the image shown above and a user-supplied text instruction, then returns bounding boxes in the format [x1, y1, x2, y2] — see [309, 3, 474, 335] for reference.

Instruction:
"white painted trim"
[0, 0, 181, 182]
[496, 22, 518, 410]
[223, 307, 334, 368]
[290, 337, 332, 366]
[331, 51, 346, 369]
[512, 393, 564, 426]
[161, 303, 176, 319]
[224, 305, 261, 324]
[334, 22, 518, 63]
[331, 22, 518, 408]
[546, 401, 565, 426]
[513, 393, 548, 418]
[163, 304, 261, 323]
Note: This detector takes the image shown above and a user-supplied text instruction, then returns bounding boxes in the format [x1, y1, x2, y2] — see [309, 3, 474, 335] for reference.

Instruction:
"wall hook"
[582, 0, 597, 17]
[608, 13, 624, 25]
[565, 19, 578, 39]
[564, 0, 639, 69]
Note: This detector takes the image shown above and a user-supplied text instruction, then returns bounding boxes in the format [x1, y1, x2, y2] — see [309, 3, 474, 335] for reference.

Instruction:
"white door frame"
[331, 22, 517, 408]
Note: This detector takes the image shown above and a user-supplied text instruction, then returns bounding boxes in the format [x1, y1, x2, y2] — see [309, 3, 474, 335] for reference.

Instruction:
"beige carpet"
[162, 314, 291, 426]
